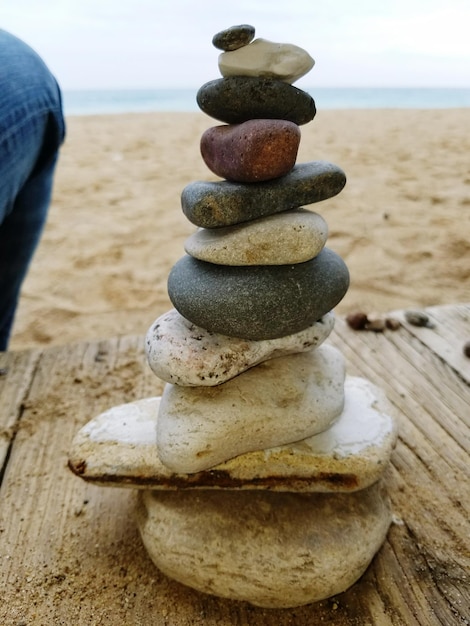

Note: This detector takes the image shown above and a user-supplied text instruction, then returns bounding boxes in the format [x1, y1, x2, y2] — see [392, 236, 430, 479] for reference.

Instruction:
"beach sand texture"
[9, 108, 470, 350]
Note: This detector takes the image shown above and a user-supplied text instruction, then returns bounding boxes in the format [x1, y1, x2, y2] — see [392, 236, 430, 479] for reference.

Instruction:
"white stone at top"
[218, 38, 315, 84]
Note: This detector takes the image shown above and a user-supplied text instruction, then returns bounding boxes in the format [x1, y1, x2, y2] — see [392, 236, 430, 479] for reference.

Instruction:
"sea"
[62, 87, 470, 117]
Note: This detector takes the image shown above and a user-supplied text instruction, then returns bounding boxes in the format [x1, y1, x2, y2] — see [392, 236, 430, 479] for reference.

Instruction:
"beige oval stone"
[146, 308, 334, 386]
[218, 38, 315, 84]
[184, 209, 328, 265]
[136, 481, 392, 607]
[157, 344, 346, 473]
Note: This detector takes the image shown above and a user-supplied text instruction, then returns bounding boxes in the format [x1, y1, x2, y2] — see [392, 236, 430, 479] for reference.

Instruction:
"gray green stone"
[196, 76, 316, 125]
[181, 160, 346, 228]
[167, 248, 350, 340]
[212, 24, 255, 51]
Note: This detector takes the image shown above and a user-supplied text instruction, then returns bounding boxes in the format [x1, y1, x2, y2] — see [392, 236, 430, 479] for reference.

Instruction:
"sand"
[9, 108, 470, 351]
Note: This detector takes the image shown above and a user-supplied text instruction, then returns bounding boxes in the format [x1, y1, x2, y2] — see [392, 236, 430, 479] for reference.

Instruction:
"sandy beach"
[9, 108, 470, 351]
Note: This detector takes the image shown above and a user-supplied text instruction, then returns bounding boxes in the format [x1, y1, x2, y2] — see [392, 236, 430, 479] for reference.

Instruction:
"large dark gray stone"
[196, 76, 316, 125]
[181, 161, 346, 228]
[167, 248, 350, 340]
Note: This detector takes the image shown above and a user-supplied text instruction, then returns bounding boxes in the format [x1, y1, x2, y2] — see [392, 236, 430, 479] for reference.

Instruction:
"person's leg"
[0, 109, 63, 350]
[0, 30, 65, 350]
[0, 149, 59, 350]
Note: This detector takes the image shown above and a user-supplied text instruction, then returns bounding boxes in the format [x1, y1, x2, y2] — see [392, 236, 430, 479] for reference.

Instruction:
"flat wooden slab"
[1, 304, 469, 624]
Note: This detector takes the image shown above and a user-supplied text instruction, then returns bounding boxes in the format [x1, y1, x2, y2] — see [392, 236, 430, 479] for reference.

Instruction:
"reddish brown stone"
[200, 119, 301, 183]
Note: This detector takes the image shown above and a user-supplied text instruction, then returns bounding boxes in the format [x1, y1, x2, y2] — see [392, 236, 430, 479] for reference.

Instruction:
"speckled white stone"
[157, 344, 346, 473]
[68, 377, 398, 492]
[218, 38, 314, 84]
[136, 481, 392, 608]
[146, 308, 335, 387]
[184, 209, 328, 266]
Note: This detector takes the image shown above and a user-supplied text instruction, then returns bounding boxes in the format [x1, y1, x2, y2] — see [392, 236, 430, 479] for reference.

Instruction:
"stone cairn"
[69, 25, 398, 609]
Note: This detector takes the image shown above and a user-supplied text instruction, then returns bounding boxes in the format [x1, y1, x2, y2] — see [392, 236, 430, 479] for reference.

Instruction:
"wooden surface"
[1, 304, 469, 625]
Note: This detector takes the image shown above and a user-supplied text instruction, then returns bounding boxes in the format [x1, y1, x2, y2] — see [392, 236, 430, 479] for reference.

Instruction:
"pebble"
[68, 376, 397, 493]
[145, 308, 335, 386]
[157, 344, 346, 473]
[404, 310, 433, 327]
[385, 317, 401, 330]
[184, 209, 328, 266]
[167, 248, 349, 340]
[218, 38, 315, 84]
[364, 318, 387, 332]
[136, 481, 391, 607]
[212, 24, 255, 51]
[346, 311, 369, 330]
[200, 119, 300, 183]
[197, 76, 316, 125]
[182, 160, 346, 228]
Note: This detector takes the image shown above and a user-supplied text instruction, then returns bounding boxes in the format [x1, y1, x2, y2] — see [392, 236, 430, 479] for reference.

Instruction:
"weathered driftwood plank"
[393, 303, 470, 383]
[0, 348, 41, 470]
[0, 306, 469, 625]
[331, 313, 470, 624]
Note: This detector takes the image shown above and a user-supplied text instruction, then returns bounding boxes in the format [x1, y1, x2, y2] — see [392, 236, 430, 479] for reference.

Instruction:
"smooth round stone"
[218, 38, 315, 84]
[182, 160, 346, 228]
[157, 344, 346, 473]
[200, 119, 300, 183]
[145, 308, 335, 386]
[212, 24, 255, 51]
[196, 76, 316, 125]
[136, 481, 392, 608]
[167, 248, 350, 340]
[184, 209, 328, 266]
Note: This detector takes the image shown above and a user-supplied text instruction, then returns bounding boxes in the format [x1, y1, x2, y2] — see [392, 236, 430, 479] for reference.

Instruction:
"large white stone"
[157, 344, 346, 473]
[218, 38, 315, 84]
[146, 308, 334, 387]
[136, 481, 392, 608]
[68, 377, 398, 493]
[184, 209, 328, 266]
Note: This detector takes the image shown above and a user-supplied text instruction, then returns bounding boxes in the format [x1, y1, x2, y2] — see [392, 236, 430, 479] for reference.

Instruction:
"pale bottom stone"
[136, 482, 391, 608]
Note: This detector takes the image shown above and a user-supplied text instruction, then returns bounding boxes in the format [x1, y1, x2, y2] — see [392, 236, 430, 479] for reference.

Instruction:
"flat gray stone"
[196, 76, 316, 125]
[218, 38, 315, 84]
[145, 308, 335, 386]
[157, 344, 346, 473]
[68, 376, 398, 493]
[181, 161, 346, 228]
[212, 24, 255, 51]
[167, 248, 349, 340]
[184, 209, 328, 265]
[136, 481, 392, 607]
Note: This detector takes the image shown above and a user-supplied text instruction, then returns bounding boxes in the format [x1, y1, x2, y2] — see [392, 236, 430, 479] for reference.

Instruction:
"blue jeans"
[0, 30, 65, 350]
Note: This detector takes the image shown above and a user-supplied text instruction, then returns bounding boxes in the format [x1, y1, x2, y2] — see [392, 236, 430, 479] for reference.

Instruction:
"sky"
[2, 0, 470, 91]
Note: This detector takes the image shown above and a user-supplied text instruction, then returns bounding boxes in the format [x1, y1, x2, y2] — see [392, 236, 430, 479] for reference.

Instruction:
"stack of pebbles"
[152, 24, 351, 473]
[69, 25, 398, 609]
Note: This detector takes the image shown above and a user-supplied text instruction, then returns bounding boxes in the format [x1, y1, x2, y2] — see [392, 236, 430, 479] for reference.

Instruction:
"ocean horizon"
[63, 87, 470, 117]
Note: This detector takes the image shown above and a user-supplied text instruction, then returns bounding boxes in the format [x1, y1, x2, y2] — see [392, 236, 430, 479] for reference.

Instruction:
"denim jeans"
[0, 29, 65, 350]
